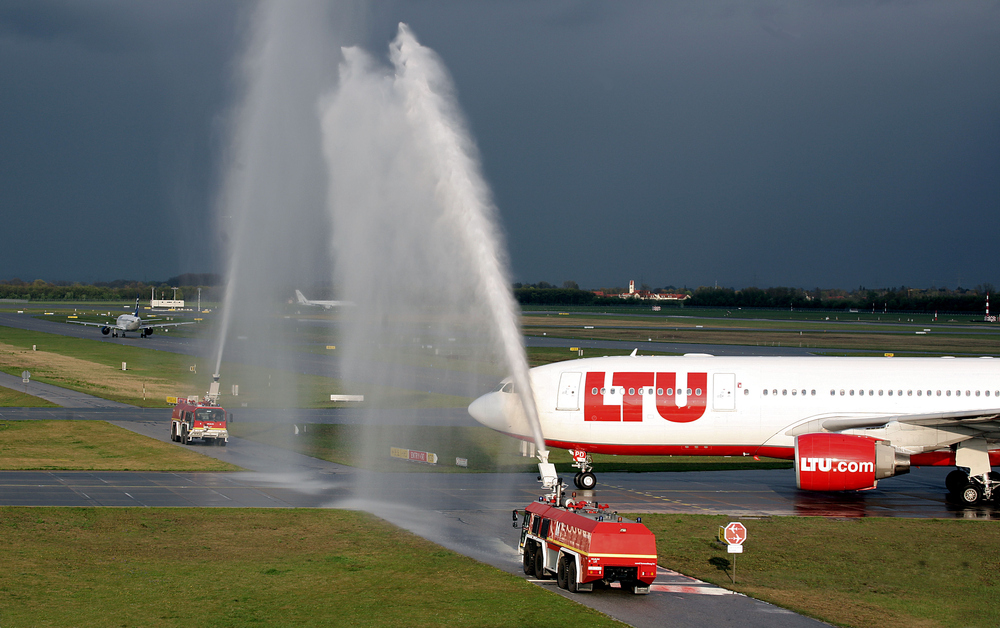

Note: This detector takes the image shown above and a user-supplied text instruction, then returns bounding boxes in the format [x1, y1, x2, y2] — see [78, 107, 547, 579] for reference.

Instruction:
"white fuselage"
[116, 314, 142, 332]
[468, 354, 1000, 458]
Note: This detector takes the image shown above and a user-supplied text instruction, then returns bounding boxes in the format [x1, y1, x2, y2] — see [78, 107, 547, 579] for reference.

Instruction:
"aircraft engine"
[145, 328, 154, 336]
[101, 327, 111, 335]
[794, 433, 910, 491]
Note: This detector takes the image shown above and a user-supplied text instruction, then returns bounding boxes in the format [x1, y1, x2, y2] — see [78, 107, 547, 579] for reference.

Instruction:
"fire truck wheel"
[220, 440, 227, 447]
[579, 472, 597, 490]
[556, 555, 568, 589]
[180, 426, 189, 444]
[566, 560, 578, 593]
[533, 547, 548, 579]
[522, 545, 535, 576]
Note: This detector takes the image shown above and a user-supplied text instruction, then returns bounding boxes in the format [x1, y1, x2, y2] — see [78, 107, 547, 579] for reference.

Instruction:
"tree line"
[514, 284, 995, 314]
[0, 276, 223, 302]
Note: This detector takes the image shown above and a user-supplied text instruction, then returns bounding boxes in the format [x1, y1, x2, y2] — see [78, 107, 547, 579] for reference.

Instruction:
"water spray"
[389, 24, 548, 457]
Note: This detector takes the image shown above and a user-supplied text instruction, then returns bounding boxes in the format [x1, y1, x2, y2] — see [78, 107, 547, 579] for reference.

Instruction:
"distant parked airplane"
[69, 298, 195, 338]
[294, 290, 353, 309]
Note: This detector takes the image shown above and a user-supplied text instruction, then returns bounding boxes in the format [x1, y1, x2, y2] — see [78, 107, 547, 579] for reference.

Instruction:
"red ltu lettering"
[584, 372, 620, 421]
[612, 373, 654, 422]
[654, 373, 707, 423]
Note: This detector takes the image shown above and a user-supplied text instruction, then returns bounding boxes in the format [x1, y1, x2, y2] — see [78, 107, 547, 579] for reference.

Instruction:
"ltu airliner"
[468, 353, 1000, 504]
[69, 298, 194, 338]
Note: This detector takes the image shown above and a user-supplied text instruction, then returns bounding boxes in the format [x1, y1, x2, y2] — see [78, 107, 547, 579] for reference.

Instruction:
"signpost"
[719, 522, 747, 584]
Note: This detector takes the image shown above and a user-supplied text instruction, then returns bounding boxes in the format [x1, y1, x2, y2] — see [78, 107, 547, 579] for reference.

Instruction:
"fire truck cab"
[170, 399, 229, 446]
[519, 499, 657, 594]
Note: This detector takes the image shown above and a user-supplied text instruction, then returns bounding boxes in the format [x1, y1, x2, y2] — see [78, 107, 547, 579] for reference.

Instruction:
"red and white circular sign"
[724, 522, 747, 545]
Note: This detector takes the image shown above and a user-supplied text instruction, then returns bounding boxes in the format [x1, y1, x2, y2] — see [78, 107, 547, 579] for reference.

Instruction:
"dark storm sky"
[1, 1, 998, 289]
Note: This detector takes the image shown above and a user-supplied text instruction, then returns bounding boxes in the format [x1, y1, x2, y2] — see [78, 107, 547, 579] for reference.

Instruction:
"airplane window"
[592, 388, 598, 395]
[695, 388, 702, 396]
[878, 390, 883, 396]
[859, 390, 864, 396]
[850, 390, 855, 396]
[744, 389, 750, 395]
[763, 389, 768, 396]
[917, 390, 922, 396]
[897, 390, 902, 396]
[601, 388, 606, 394]
[966, 390, 971, 396]
[840, 389, 845, 396]
[638, 388, 644, 395]
[811, 390, 816, 396]
[773, 389, 778, 395]
[629, 388, 635, 396]
[657, 388, 664, 395]
[986, 390, 991, 396]
[667, 388, 674, 396]
[869, 390, 874, 396]
[936, 391, 941, 396]
[792, 389, 797, 396]
[907, 390, 912, 396]
[927, 390, 932, 396]
[888, 390, 893, 396]
[830, 390, 836, 396]
[976, 390, 981, 397]
[782, 389, 787, 396]
[686, 388, 693, 396]
[946, 390, 952, 397]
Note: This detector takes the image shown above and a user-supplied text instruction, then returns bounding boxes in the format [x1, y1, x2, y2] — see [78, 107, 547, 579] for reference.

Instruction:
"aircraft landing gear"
[946, 469, 999, 505]
[570, 450, 597, 490]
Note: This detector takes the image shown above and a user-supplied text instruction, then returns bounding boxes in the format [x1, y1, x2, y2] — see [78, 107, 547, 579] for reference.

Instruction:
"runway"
[3, 313, 996, 626]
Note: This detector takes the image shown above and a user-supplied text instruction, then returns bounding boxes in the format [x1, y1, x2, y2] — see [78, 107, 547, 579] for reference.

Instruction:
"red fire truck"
[170, 398, 229, 446]
[519, 499, 658, 594]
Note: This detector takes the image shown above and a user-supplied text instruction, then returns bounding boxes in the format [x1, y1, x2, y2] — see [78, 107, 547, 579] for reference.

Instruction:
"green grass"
[0, 420, 241, 471]
[231, 423, 791, 473]
[0, 385, 59, 407]
[640, 514, 1000, 628]
[0, 324, 466, 409]
[0, 507, 627, 628]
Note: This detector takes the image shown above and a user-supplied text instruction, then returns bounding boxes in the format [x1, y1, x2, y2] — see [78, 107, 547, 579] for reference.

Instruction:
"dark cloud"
[1, 1, 997, 289]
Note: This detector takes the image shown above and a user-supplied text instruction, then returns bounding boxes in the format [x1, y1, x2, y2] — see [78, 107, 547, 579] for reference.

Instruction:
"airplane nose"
[468, 391, 507, 432]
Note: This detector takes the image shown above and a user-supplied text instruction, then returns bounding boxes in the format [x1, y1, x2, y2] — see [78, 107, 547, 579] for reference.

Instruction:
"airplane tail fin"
[295, 290, 308, 304]
[134, 296, 140, 316]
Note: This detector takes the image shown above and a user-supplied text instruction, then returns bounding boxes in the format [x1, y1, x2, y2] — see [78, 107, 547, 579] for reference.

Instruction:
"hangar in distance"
[469, 353, 1000, 505]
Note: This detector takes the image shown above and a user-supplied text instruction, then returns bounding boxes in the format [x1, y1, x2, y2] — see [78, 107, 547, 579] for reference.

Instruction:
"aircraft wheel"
[959, 484, 982, 505]
[534, 546, 548, 579]
[522, 544, 535, 576]
[573, 473, 582, 489]
[946, 470, 968, 494]
[567, 560, 578, 593]
[579, 472, 597, 490]
[556, 555, 568, 589]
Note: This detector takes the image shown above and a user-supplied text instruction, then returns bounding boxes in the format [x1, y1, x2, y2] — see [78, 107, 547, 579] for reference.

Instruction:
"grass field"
[640, 514, 1000, 628]
[231, 422, 791, 474]
[0, 507, 627, 628]
[0, 325, 467, 409]
[0, 385, 58, 407]
[0, 420, 240, 471]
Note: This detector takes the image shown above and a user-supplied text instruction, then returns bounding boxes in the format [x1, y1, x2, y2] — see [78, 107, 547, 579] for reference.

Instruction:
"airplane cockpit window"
[494, 382, 514, 393]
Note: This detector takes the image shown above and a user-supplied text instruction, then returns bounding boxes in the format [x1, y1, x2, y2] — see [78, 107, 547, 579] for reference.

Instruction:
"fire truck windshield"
[195, 409, 225, 422]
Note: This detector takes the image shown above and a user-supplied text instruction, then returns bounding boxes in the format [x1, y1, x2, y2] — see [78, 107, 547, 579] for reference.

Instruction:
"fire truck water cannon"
[518, 498, 658, 595]
[205, 373, 221, 405]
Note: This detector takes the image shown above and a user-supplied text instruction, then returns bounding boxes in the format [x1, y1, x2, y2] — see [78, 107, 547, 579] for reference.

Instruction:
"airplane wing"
[786, 408, 1000, 436]
[67, 320, 122, 330]
[141, 321, 196, 329]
